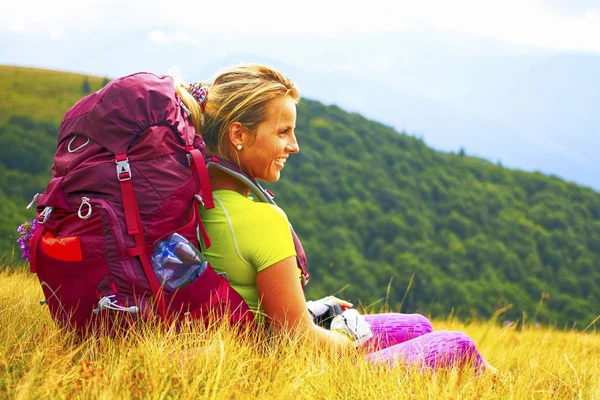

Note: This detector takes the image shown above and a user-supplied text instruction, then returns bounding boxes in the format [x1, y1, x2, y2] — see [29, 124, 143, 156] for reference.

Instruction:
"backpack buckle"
[116, 159, 132, 181]
[37, 206, 54, 224]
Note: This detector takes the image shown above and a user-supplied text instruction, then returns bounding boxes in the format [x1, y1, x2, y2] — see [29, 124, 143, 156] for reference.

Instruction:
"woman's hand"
[310, 296, 353, 310]
[256, 257, 354, 350]
[307, 296, 353, 328]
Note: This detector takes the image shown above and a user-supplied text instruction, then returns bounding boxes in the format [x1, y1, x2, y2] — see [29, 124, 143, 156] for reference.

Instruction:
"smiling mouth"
[274, 157, 287, 167]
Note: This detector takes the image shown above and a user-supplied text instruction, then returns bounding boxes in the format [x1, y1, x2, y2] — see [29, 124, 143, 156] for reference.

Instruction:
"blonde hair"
[175, 64, 300, 160]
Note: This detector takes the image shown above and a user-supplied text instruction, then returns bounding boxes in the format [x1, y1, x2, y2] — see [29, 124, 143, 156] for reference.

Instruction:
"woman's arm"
[256, 256, 353, 350]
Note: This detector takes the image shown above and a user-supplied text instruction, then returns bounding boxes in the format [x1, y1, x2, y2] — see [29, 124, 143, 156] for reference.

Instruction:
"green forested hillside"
[0, 66, 108, 261]
[1, 66, 599, 328]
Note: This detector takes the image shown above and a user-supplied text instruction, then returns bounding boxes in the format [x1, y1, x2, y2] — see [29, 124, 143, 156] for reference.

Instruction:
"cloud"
[2, 0, 600, 53]
[542, 0, 600, 15]
[147, 30, 197, 44]
[421, 1, 600, 54]
[49, 28, 64, 40]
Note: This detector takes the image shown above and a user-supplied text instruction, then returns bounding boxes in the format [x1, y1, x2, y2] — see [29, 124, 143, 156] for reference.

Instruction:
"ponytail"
[174, 80, 203, 134]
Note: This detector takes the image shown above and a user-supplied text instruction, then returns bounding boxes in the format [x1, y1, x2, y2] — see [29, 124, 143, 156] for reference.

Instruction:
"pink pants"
[362, 313, 487, 371]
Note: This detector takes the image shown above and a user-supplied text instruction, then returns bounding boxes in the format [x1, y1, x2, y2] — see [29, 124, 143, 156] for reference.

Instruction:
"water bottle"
[150, 233, 208, 292]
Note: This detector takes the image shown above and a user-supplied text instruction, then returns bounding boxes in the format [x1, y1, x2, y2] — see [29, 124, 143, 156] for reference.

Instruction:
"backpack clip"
[27, 193, 41, 210]
[180, 100, 191, 117]
[78, 197, 92, 219]
[116, 158, 132, 181]
[68, 134, 90, 153]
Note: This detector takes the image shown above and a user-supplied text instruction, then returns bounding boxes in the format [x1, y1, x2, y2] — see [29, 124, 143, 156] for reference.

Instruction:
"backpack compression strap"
[186, 147, 214, 248]
[28, 214, 47, 274]
[115, 153, 170, 323]
[187, 147, 215, 209]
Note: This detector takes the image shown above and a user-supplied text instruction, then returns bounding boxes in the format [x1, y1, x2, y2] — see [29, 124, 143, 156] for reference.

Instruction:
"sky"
[1, 0, 599, 191]
[2, 0, 600, 54]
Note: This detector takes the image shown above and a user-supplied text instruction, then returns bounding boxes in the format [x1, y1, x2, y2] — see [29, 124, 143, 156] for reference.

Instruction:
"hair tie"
[186, 82, 209, 111]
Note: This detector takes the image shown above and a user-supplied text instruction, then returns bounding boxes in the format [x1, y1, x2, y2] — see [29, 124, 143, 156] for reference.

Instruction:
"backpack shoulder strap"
[205, 156, 310, 286]
[205, 156, 274, 204]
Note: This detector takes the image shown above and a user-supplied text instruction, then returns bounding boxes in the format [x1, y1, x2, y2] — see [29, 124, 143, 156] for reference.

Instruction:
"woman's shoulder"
[252, 202, 289, 223]
[213, 190, 290, 224]
[241, 194, 290, 225]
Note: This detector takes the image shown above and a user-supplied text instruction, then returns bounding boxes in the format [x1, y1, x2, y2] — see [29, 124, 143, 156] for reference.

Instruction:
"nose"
[287, 133, 300, 154]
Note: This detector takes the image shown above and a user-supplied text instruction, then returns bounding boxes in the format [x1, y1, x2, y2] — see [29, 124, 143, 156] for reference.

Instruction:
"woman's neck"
[208, 166, 250, 197]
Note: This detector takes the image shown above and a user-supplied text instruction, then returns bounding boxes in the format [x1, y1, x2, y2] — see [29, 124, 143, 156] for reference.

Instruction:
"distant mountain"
[3, 28, 596, 190]
[1, 66, 599, 329]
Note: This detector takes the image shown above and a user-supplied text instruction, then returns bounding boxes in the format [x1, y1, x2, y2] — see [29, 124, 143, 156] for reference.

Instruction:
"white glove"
[330, 308, 373, 348]
[306, 296, 339, 319]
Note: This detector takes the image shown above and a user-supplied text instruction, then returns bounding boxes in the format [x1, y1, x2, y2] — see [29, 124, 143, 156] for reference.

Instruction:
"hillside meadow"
[1, 65, 600, 329]
[0, 65, 107, 125]
[1, 265, 599, 399]
[1, 67, 598, 398]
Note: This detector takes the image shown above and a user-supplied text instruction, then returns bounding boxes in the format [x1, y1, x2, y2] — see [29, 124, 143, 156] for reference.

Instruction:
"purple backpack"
[29, 72, 254, 333]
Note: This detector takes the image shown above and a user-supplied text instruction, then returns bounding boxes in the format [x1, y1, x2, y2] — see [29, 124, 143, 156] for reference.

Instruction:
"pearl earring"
[236, 144, 243, 151]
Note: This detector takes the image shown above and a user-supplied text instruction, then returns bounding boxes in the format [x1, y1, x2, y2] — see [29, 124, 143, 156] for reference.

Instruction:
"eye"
[278, 128, 289, 136]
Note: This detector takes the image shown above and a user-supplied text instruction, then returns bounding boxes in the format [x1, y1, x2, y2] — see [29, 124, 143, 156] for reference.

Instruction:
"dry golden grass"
[1, 266, 599, 399]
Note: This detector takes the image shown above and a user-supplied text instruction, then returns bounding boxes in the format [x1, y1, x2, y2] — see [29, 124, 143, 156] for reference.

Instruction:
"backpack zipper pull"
[93, 295, 138, 315]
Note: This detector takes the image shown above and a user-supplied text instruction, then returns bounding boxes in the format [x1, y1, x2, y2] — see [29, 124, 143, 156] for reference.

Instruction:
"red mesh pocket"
[40, 233, 83, 261]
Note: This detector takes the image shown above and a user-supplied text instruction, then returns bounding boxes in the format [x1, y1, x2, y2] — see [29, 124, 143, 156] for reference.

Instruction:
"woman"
[177, 64, 494, 371]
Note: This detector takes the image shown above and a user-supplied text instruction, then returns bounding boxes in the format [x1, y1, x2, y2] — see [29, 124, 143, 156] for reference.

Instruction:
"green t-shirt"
[199, 190, 297, 319]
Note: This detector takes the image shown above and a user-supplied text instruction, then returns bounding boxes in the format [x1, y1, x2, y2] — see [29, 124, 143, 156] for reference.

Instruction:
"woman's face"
[238, 95, 299, 182]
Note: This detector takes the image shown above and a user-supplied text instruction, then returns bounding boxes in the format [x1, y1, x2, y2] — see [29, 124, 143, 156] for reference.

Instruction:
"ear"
[227, 122, 245, 148]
